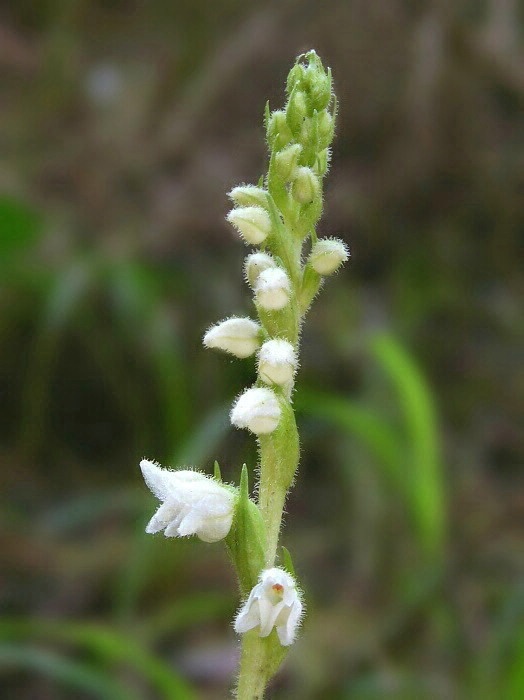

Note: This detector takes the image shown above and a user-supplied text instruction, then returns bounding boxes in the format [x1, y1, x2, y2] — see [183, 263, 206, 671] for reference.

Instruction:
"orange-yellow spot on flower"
[272, 583, 284, 594]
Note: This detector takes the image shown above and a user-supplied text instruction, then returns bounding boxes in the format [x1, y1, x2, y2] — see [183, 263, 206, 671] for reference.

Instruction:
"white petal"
[140, 459, 171, 500]
[144, 501, 178, 534]
[278, 598, 303, 646]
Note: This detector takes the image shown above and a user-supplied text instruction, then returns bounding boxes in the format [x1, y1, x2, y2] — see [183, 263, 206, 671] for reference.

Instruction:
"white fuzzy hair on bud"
[254, 267, 291, 311]
[234, 567, 303, 646]
[227, 206, 272, 245]
[203, 317, 261, 358]
[258, 339, 297, 386]
[309, 238, 349, 275]
[230, 387, 281, 435]
[140, 459, 236, 543]
[244, 252, 277, 288]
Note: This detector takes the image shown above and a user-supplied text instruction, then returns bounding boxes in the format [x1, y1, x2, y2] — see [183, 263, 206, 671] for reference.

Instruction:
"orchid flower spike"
[234, 567, 304, 646]
[140, 459, 236, 543]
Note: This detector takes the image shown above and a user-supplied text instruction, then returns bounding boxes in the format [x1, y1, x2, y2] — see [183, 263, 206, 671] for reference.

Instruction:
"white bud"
[309, 238, 349, 275]
[140, 460, 236, 543]
[244, 252, 277, 288]
[230, 387, 281, 435]
[227, 206, 271, 245]
[258, 339, 297, 386]
[203, 317, 261, 358]
[291, 166, 320, 204]
[255, 267, 291, 311]
[234, 567, 303, 646]
[228, 185, 268, 209]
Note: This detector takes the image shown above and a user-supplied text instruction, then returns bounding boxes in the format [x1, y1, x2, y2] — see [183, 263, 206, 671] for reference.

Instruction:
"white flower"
[258, 339, 297, 386]
[203, 317, 261, 358]
[255, 267, 291, 311]
[234, 567, 303, 646]
[308, 238, 349, 275]
[244, 252, 277, 288]
[230, 387, 281, 435]
[140, 459, 235, 543]
[227, 206, 272, 245]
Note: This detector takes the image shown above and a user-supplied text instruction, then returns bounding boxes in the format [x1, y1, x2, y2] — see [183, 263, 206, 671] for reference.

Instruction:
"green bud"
[298, 116, 314, 147]
[306, 69, 331, 112]
[286, 85, 308, 136]
[228, 185, 269, 209]
[317, 111, 334, 150]
[286, 61, 306, 95]
[313, 147, 330, 176]
[291, 166, 320, 205]
[225, 465, 267, 594]
[267, 110, 293, 150]
[274, 143, 302, 182]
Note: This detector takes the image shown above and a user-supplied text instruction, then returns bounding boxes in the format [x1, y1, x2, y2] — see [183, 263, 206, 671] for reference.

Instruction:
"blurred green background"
[1, 1, 523, 698]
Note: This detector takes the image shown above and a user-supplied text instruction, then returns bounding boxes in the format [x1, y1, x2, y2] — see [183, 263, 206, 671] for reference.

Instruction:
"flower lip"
[139, 459, 236, 543]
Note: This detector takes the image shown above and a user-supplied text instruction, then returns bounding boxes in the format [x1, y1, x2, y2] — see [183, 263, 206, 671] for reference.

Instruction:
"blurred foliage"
[0, 0, 523, 698]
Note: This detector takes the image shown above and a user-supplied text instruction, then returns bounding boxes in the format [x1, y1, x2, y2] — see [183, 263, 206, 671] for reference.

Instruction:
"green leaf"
[0, 619, 196, 699]
[369, 333, 446, 559]
[0, 644, 133, 699]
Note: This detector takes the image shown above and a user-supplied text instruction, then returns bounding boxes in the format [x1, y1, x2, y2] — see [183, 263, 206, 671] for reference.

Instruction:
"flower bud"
[308, 238, 349, 275]
[314, 147, 331, 176]
[230, 387, 281, 435]
[305, 62, 332, 111]
[267, 109, 293, 150]
[234, 567, 304, 646]
[317, 110, 335, 150]
[286, 61, 307, 95]
[286, 86, 308, 136]
[228, 185, 268, 209]
[140, 460, 236, 543]
[274, 143, 302, 182]
[227, 206, 271, 245]
[255, 267, 291, 311]
[291, 166, 320, 205]
[258, 339, 297, 386]
[244, 252, 277, 288]
[203, 317, 261, 358]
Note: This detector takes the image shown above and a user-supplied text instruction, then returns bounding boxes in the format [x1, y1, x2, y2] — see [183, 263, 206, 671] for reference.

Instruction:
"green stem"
[258, 407, 299, 566]
[235, 633, 271, 699]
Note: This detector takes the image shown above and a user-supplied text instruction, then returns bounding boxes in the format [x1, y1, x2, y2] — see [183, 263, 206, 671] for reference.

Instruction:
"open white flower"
[234, 567, 303, 646]
[140, 459, 235, 543]
[230, 387, 281, 435]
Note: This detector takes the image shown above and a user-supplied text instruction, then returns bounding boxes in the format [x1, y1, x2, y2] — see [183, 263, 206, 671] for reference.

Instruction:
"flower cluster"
[138, 51, 348, 677]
